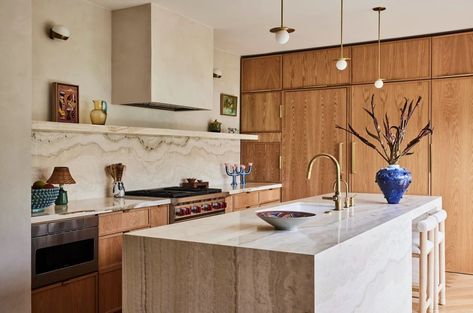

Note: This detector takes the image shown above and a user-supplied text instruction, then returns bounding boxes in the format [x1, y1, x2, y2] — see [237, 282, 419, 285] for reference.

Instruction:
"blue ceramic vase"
[375, 165, 412, 204]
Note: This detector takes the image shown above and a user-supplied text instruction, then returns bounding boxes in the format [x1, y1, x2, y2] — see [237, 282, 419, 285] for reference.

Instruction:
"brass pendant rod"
[377, 9, 381, 79]
[280, 0, 284, 27]
[340, 0, 344, 58]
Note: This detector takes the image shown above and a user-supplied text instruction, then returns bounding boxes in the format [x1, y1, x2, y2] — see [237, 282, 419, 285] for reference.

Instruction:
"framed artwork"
[220, 93, 238, 117]
[51, 82, 79, 123]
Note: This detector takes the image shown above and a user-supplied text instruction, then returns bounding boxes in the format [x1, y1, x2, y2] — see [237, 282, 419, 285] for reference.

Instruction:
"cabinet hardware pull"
[351, 142, 356, 174]
[338, 142, 344, 174]
[279, 105, 283, 118]
[279, 155, 282, 170]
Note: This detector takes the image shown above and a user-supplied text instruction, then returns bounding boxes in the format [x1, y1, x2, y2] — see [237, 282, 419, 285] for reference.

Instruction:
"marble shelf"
[32, 121, 258, 141]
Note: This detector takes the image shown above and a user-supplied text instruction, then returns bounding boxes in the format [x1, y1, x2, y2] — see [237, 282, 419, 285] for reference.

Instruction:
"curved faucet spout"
[306, 153, 343, 210]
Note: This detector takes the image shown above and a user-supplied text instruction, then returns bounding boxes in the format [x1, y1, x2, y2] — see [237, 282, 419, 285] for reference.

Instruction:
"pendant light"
[336, 0, 350, 71]
[373, 7, 386, 88]
[270, 0, 295, 45]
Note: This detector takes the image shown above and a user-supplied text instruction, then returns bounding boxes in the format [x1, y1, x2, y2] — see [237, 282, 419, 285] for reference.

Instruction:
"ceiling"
[90, 0, 473, 56]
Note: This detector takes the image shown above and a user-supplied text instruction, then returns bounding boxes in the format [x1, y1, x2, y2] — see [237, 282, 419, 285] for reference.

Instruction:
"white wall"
[0, 0, 32, 312]
[32, 0, 240, 132]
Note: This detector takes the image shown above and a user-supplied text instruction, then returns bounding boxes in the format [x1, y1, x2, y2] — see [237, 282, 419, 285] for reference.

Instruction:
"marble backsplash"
[32, 131, 239, 200]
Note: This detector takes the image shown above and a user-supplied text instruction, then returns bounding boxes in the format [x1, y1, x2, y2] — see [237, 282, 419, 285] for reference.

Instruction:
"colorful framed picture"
[51, 82, 79, 123]
[220, 93, 238, 117]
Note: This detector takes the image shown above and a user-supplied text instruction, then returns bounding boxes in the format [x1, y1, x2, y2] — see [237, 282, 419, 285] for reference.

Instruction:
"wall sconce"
[50, 25, 71, 40]
[213, 68, 222, 78]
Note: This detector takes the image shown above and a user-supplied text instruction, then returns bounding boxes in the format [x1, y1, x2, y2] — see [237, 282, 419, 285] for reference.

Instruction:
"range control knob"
[221, 202, 227, 209]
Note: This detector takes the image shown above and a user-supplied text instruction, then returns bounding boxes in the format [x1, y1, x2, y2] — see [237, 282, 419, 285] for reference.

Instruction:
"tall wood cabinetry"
[241, 31, 473, 273]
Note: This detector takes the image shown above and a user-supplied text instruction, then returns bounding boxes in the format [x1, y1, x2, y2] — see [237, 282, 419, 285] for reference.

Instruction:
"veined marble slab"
[123, 193, 441, 313]
[32, 130, 240, 200]
[31, 196, 170, 224]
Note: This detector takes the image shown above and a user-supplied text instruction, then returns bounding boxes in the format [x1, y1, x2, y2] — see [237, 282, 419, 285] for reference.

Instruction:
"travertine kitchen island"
[123, 193, 441, 313]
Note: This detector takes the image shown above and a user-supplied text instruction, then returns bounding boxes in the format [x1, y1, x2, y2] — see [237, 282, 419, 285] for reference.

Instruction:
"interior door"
[350, 81, 430, 195]
[432, 77, 473, 273]
[282, 88, 347, 201]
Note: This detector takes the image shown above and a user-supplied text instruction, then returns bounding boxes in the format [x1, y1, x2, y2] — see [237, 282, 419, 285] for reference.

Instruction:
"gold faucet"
[332, 179, 356, 208]
[306, 153, 343, 211]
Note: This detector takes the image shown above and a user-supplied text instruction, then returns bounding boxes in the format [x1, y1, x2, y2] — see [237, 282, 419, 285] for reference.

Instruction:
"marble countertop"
[31, 196, 171, 224]
[127, 193, 441, 256]
[214, 182, 282, 195]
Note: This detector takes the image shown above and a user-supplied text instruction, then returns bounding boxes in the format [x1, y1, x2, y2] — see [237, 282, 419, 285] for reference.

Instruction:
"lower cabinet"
[32, 272, 98, 313]
[231, 188, 281, 211]
[99, 268, 122, 313]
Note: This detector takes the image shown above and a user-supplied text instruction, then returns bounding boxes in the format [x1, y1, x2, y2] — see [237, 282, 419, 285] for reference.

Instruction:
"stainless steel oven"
[31, 215, 98, 289]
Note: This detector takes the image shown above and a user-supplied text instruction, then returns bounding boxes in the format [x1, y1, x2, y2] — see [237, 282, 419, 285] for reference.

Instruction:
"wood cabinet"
[350, 81, 430, 195]
[97, 205, 169, 313]
[241, 55, 282, 92]
[432, 77, 473, 274]
[241, 92, 281, 132]
[432, 32, 473, 77]
[241, 133, 281, 183]
[351, 38, 431, 84]
[32, 273, 98, 313]
[230, 188, 282, 212]
[282, 88, 347, 201]
[282, 47, 351, 89]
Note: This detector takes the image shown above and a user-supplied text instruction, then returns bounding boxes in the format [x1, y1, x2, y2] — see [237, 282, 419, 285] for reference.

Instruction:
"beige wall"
[0, 0, 32, 312]
[33, 0, 240, 132]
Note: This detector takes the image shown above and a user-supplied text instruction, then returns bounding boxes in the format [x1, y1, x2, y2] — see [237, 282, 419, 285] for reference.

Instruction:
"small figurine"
[225, 163, 239, 187]
[238, 163, 253, 186]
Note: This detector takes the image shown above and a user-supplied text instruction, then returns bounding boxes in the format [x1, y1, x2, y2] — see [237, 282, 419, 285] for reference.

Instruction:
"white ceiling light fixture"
[335, 0, 350, 71]
[49, 25, 71, 40]
[269, 0, 295, 45]
[373, 7, 386, 89]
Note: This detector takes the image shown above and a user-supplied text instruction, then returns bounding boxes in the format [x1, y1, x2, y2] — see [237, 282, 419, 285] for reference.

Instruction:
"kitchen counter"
[31, 196, 171, 224]
[214, 182, 282, 195]
[123, 193, 441, 313]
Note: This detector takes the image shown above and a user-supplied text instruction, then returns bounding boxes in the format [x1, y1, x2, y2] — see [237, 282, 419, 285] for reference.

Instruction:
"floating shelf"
[32, 121, 258, 141]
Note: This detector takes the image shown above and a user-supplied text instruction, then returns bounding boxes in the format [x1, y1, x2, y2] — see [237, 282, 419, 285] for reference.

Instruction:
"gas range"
[125, 187, 229, 223]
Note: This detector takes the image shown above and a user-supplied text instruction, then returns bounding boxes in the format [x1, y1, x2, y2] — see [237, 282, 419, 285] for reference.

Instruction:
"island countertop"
[127, 193, 441, 256]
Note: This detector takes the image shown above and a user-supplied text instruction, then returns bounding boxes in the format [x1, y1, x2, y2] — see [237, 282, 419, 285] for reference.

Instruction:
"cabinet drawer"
[258, 188, 281, 204]
[233, 192, 259, 210]
[149, 205, 169, 227]
[122, 208, 149, 231]
[99, 233, 122, 271]
[99, 212, 122, 236]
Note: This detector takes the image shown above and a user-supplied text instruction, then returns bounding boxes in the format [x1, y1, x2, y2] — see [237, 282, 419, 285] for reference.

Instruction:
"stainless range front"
[125, 187, 229, 224]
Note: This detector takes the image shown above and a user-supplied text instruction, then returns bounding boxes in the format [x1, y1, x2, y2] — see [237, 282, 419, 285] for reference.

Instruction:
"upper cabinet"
[351, 38, 431, 84]
[241, 92, 281, 133]
[282, 47, 351, 89]
[241, 55, 282, 92]
[432, 32, 473, 77]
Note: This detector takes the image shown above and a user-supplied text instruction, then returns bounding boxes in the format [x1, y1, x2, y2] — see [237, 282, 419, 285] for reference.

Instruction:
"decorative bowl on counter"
[256, 210, 316, 231]
[31, 187, 60, 213]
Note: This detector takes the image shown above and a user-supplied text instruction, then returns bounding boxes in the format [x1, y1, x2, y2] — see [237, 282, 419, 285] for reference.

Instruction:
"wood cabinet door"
[241, 92, 281, 132]
[99, 233, 123, 272]
[66, 273, 98, 313]
[351, 38, 431, 83]
[99, 268, 122, 313]
[283, 47, 351, 89]
[32, 283, 68, 313]
[432, 77, 473, 273]
[149, 205, 169, 227]
[258, 188, 281, 205]
[241, 55, 282, 92]
[233, 192, 259, 211]
[241, 133, 281, 183]
[282, 88, 348, 201]
[350, 81, 430, 195]
[432, 32, 473, 77]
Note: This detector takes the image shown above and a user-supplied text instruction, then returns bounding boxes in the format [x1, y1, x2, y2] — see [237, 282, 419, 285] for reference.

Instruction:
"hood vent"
[112, 4, 213, 111]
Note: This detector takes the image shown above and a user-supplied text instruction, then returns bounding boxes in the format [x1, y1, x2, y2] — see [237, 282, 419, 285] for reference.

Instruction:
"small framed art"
[51, 82, 79, 123]
[220, 93, 238, 117]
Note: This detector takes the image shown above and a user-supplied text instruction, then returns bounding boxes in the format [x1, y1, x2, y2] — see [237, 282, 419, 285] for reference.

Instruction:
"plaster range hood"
[112, 4, 213, 111]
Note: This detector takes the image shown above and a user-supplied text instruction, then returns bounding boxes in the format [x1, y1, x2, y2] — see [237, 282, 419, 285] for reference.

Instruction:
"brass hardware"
[279, 155, 282, 169]
[336, 0, 350, 62]
[307, 153, 343, 211]
[331, 179, 356, 208]
[269, 0, 295, 34]
[280, 105, 283, 118]
[373, 7, 386, 83]
[338, 142, 344, 174]
[350, 142, 355, 173]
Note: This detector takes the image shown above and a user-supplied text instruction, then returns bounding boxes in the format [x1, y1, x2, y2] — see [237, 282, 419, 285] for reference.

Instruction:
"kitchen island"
[123, 193, 441, 313]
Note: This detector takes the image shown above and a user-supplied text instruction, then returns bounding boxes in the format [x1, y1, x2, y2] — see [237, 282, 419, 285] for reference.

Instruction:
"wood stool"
[431, 209, 447, 312]
[413, 215, 437, 313]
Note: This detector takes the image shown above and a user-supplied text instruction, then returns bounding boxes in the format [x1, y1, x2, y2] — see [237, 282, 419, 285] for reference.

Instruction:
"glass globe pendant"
[269, 0, 295, 45]
[373, 7, 386, 88]
[335, 0, 350, 71]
